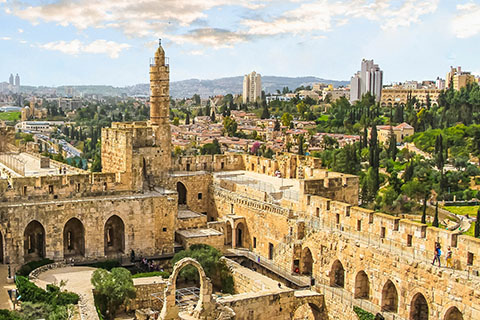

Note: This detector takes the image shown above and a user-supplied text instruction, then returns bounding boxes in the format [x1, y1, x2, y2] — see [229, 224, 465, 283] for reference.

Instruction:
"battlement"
[305, 194, 480, 271]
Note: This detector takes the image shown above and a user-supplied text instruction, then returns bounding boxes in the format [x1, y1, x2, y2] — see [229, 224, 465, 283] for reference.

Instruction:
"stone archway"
[382, 280, 398, 313]
[24, 220, 45, 263]
[177, 182, 187, 205]
[354, 271, 369, 299]
[292, 302, 324, 320]
[235, 222, 245, 248]
[444, 307, 463, 320]
[104, 215, 125, 256]
[63, 218, 85, 258]
[410, 292, 429, 320]
[329, 260, 344, 288]
[160, 258, 213, 320]
[300, 247, 313, 275]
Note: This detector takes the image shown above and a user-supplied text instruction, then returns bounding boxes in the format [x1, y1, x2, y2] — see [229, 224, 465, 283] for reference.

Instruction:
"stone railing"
[29, 261, 71, 280]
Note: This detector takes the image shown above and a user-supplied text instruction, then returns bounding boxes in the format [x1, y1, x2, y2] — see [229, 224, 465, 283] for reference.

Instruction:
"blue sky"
[0, 0, 479, 86]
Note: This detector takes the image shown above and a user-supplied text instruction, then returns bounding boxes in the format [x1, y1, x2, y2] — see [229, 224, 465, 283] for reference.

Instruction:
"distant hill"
[20, 76, 349, 98]
[166, 76, 349, 98]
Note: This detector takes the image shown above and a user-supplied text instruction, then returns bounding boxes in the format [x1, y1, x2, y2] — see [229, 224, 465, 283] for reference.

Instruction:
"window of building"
[369, 213, 374, 224]
[346, 206, 351, 217]
[221, 162, 224, 169]
[198, 193, 202, 200]
[381, 227, 386, 239]
[407, 234, 412, 247]
[336, 214, 340, 225]
[316, 207, 320, 217]
[326, 201, 330, 211]
[48, 185, 54, 194]
[230, 204, 234, 214]
[468, 252, 474, 266]
[357, 220, 362, 232]
[393, 220, 399, 231]
[76, 183, 81, 193]
[307, 196, 311, 206]
[268, 243, 274, 260]
[186, 163, 190, 171]
[163, 227, 167, 232]
[253, 237, 257, 248]
[23, 186, 27, 195]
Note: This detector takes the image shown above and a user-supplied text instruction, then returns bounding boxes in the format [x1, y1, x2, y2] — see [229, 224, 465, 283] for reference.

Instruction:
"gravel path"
[33, 266, 99, 320]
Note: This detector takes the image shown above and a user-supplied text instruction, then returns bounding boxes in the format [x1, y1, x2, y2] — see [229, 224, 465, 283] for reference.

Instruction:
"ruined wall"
[164, 173, 212, 215]
[223, 258, 279, 294]
[172, 154, 244, 172]
[128, 278, 166, 311]
[0, 191, 176, 265]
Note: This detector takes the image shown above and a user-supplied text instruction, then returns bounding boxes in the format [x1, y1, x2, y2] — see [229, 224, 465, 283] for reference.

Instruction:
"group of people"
[141, 257, 163, 272]
[432, 242, 453, 268]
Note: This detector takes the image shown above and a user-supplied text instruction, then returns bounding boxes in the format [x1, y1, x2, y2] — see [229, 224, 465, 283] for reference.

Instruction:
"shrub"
[353, 306, 375, 320]
[0, 309, 22, 320]
[132, 271, 170, 279]
[90, 260, 121, 271]
[17, 259, 54, 277]
[15, 276, 79, 306]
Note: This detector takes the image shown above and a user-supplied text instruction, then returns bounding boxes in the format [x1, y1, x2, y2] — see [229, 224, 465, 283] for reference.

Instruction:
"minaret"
[149, 39, 171, 168]
[150, 39, 169, 127]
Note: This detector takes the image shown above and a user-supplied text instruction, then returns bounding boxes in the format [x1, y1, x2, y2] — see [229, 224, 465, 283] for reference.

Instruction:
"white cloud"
[242, 0, 439, 36]
[0, 36, 11, 40]
[168, 28, 249, 48]
[39, 39, 130, 58]
[8, 0, 264, 38]
[452, 2, 480, 38]
[17, 28, 23, 33]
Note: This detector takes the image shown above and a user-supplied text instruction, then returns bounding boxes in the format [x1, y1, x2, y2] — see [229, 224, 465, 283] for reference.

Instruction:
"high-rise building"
[9, 74, 13, 86]
[446, 66, 475, 90]
[243, 71, 262, 104]
[15, 74, 20, 88]
[436, 77, 446, 90]
[350, 59, 383, 103]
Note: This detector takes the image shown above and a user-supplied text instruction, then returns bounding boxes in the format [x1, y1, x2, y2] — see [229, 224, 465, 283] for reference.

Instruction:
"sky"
[0, 0, 479, 87]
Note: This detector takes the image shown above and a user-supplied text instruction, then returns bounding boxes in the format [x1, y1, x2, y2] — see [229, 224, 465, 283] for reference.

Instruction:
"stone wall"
[128, 277, 166, 311]
[223, 258, 279, 293]
[0, 191, 176, 265]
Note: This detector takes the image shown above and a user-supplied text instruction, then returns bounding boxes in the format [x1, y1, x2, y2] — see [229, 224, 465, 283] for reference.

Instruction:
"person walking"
[446, 247, 453, 268]
[432, 242, 441, 267]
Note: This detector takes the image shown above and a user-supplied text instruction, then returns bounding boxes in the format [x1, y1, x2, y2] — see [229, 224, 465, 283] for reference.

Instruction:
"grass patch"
[413, 221, 447, 229]
[443, 205, 479, 217]
[132, 271, 170, 279]
[0, 111, 21, 121]
[353, 306, 375, 320]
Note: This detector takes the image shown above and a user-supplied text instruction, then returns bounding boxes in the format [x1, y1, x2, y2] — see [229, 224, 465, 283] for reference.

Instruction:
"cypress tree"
[475, 208, 480, 238]
[433, 202, 439, 227]
[421, 194, 428, 224]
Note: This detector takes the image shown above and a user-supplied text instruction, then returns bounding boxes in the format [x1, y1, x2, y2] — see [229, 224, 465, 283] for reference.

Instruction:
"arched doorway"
[225, 224, 232, 246]
[354, 271, 369, 299]
[300, 247, 313, 275]
[104, 215, 125, 256]
[330, 260, 344, 288]
[63, 218, 85, 258]
[382, 280, 398, 313]
[235, 222, 245, 248]
[24, 220, 45, 262]
[444, 307, 463, 320]
[177, 182, 187, 205]
[410, 293, 429, 320]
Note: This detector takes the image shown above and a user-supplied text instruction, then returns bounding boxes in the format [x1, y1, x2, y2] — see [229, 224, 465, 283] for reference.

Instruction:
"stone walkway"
[33, 266, 98, 320]
[0, 265, 15, 310]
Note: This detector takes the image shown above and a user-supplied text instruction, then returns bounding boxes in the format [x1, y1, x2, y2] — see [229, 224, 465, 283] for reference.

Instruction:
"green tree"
[421, 194, 428, 224]
[261, 104, 270, 119]
[192, 94, 201, 105]
[281, 112, 293, 127]
[223, 116, 237, 136]
[185, 113, 190, 125]
[433, 202, 439, 228]
[274, 118, 281, 131]
[91, 268, 136, 320]
[173, 117, 180, 126]
[297, 134, 305, 155]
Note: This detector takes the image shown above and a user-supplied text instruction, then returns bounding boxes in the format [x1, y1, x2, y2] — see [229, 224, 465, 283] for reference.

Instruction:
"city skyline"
[0, 0, 479, 86]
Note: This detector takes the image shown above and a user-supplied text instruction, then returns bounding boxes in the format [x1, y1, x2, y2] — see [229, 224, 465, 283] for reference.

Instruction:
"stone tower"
[149, 40, 171, 170]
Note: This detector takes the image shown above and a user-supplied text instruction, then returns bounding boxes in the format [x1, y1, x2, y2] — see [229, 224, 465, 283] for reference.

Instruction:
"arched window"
[64, 218, 85, 258]
[177, 182, 187, 205]
[354, 271, 369, 299]
[410, 293, 429, 320]
[300, 247, 313, 275]
[24, 220, 46, 262]
[382, 280, 398, 313]
[104, 215, 125, 255]
[330, 260, 345, 288]
[444, 307, 463, 320]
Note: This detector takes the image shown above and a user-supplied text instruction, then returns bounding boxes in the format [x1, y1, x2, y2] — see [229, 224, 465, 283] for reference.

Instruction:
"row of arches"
[299, 251, 463, 320]
[22, 215, 125, 262]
